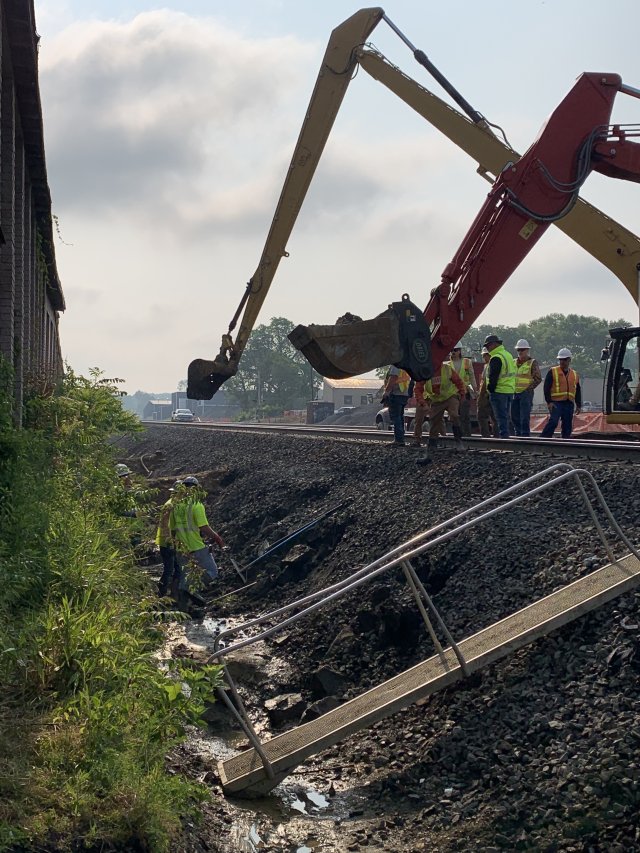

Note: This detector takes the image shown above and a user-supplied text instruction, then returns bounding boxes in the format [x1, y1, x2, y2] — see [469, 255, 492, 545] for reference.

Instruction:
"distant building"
[143, 400, 173, 420]
[322, 377, 382, 408]
[173, 388, 241, 421]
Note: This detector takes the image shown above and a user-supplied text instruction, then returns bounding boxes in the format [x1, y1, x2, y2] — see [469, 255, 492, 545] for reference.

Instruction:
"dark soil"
[115, 425, 640, 852]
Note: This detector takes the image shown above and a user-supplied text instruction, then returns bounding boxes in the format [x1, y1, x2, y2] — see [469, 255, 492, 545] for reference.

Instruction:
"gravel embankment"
[115, 425, 640, 852]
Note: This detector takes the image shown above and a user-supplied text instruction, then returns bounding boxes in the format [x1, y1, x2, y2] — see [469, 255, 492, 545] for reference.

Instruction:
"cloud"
[40, 11, 314, 233]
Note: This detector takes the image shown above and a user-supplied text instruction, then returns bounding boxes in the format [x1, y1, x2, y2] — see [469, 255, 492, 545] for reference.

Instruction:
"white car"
[375, 406, 416, 431]
[171, 408, 196, 422]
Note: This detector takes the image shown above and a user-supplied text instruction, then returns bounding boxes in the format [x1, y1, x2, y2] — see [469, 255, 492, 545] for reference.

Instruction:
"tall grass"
[0, 365, 220, 852]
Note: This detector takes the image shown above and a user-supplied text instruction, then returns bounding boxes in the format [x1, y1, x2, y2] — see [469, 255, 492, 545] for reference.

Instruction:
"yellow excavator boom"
[187, 9, 640, 400]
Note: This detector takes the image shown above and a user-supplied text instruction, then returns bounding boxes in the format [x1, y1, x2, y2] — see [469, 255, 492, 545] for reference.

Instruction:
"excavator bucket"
[187, 357, 235, 401]
[288, 295, 433, 381]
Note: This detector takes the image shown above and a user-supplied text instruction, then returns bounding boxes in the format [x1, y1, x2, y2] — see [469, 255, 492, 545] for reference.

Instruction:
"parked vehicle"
[334, 406, 357, 416]
[171, 408, 196, 422]
[375, 406, 416, 432]
[580, 401, 601, 413]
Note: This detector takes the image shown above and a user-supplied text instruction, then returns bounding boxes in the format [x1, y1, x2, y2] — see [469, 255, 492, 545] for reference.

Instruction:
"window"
[360, 395, 368, 405]
[343, 395, 353, 405]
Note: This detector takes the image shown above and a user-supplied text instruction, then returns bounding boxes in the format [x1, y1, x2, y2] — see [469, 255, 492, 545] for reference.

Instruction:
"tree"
[460, 314, 631, 376]
[224, 317, 322, 412]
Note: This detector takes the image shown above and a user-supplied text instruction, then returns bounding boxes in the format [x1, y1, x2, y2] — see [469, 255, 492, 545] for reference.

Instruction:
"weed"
[0, 363, 221, 851]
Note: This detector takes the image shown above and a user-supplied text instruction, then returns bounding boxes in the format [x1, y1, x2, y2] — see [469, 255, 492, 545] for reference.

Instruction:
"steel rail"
[143, 420, 640, 462]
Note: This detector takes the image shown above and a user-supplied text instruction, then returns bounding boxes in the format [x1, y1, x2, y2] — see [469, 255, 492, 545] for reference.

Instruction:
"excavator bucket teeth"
[288, 297, 433, 381]
[187, 358, 235, 401]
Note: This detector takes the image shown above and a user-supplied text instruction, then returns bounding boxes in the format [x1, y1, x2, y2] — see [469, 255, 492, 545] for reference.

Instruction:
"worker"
[511, 339, 542, 437]
[616, 369, 633, 407]
[382, 366, 412, 447]
[417, 362, 466, 452]
[483, 334, 516, 438]
[477, 347, 498, 438]
[446, 343, 477, 436]
[170, 476, 225, 594]
[114, 462, 145, 553]
[156, 480, 183, 598]
[541, 348, 582, 439]
[115, 463, 133, 492]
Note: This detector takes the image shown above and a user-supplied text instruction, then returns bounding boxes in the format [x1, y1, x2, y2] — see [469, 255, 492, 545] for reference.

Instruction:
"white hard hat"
[557, 348, 572, 359]
[515, 339, 530, 349]
[115, 463, 132, 477]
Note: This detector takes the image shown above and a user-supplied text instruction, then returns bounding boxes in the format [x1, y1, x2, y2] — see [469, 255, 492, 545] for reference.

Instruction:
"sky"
[35, 0, 640, 393]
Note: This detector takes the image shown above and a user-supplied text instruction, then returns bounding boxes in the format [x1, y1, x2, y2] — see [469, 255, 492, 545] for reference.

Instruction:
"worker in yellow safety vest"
[541, 348, 582, 439]
[483, 334, 516, 438]
[446, 343, 477, 436]
[414, 362, 466, 456]
[511, 339, 542, 437]
[477, 347, 499, 437]
[382, 366, 412, 447]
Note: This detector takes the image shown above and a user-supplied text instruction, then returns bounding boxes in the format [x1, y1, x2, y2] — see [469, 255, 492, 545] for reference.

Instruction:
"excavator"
[187, 7, 640, 424]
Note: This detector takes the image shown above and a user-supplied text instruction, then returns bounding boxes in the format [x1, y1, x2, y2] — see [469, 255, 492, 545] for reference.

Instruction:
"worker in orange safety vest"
[540, 348, 582, 439]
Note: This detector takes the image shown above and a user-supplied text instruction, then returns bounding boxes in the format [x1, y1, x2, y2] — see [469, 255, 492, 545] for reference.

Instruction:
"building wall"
[321, 379, 382, 406]
[0, 1, 64, 424]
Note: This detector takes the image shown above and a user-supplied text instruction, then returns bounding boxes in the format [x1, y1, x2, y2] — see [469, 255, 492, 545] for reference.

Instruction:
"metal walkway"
[209, 464, 640, 796]
[220, 553, 640, 794]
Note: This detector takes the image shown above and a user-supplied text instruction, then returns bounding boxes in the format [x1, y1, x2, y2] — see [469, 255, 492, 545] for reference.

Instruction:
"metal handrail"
[208, 463, 639, 767]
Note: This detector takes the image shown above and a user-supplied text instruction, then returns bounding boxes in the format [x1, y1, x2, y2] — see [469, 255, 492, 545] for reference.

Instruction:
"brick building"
[0, 1, 64, 423]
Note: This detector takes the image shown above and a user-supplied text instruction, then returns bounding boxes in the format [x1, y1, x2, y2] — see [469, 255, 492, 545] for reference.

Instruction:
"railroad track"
[142, 420, 640, 462]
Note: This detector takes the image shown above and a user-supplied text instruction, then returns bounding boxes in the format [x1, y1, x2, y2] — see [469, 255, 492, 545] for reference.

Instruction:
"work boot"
[157, 582, 168, 598]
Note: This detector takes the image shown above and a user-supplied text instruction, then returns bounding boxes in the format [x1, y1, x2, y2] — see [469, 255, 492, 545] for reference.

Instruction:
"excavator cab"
[602, 326, 640, 423]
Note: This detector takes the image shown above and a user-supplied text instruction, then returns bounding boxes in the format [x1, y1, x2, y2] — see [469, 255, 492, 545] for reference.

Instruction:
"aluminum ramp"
[219, 553, 640, 795]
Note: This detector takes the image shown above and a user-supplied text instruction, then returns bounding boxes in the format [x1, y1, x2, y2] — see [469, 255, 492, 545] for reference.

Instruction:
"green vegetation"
[461, 313, 631, 375]
[0, 363, 220, 852]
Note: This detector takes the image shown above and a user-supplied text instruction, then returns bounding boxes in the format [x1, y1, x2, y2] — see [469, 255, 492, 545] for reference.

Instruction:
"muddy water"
[167, 615, 358, 852]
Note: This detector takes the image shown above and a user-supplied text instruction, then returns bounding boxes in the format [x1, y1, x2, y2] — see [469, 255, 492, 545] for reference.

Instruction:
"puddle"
[162, 612, 346, 851]
[280, 785, 330, 815]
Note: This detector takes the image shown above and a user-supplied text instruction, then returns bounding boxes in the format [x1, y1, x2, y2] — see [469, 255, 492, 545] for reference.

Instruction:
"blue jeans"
[541, 400, 574, 439]
[489, 392, 513, 438]
[177, 547, 219, 590]
[388, 394, 408, 444]
[511, 390, 533, 436]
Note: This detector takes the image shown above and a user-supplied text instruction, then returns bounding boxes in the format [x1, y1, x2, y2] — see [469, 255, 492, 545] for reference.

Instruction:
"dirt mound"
[116, 425, 640, 851]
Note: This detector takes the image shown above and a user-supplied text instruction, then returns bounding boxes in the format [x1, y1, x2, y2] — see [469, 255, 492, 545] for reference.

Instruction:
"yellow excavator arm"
[187, 8, 640, 400]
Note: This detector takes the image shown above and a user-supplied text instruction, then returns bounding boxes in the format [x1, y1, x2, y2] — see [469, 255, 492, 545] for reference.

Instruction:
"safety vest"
[392, 369, 411, 396]
[550, 365, 579, 401]
[491, 345, 516, 394]
[515, 358, 534, 393]
[424, 363, 457, 403]
[447, 356, 473, 385]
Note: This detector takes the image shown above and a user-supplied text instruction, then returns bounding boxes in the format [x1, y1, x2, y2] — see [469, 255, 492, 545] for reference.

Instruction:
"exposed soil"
[114, 425, 640, 852]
